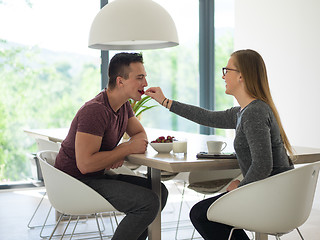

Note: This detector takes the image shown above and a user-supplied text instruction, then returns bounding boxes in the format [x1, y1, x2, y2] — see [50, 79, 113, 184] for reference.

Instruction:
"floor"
[1, 177, 320, 240]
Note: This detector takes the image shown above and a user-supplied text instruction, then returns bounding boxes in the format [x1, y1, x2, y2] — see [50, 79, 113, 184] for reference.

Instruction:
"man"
[55, 52, 168, 240]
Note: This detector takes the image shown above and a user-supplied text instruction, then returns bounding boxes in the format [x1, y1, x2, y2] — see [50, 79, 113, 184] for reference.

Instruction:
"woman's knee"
[189, 201, 208, 224]
[190, 193, 226, 224]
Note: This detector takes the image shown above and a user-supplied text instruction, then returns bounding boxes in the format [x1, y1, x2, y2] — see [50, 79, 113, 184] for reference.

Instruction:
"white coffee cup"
[207, 141, 227, 154]
[173, 140, 187, 153]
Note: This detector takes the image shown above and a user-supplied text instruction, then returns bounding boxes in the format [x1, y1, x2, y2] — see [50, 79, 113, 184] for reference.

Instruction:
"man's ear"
[116, 76, 124, 86]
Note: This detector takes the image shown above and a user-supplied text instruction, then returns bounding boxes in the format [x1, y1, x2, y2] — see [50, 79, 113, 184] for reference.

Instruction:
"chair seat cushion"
[141, 170, 178, 181]
[124, 162, 141, 170]
[188, 178, 233, 194]
[160, 171, 179, 181]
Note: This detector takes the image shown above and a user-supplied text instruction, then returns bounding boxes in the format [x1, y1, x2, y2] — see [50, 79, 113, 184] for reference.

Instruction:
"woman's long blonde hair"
[231, 49, 294, 159]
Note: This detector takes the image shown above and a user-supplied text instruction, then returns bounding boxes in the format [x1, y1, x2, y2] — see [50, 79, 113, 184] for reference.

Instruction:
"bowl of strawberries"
[150, 136, 175, 153]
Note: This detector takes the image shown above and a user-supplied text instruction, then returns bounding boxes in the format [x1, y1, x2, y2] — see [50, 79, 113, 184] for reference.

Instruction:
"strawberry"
[152, 135, 175, 143]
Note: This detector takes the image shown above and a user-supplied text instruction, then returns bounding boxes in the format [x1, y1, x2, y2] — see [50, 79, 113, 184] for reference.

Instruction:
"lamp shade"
[88, 0, 179, 50]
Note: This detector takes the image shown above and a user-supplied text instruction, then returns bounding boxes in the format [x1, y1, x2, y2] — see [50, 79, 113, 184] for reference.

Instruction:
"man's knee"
[160, 183, 169, 208]
[142, 191, 160, 219]
[146, 190, 160, 209]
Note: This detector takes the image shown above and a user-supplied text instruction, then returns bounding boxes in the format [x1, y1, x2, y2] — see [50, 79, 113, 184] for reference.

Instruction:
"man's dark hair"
[108, 52, 144, 89]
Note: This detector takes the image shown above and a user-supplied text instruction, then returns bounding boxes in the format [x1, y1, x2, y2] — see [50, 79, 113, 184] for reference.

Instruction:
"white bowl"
[150, 142, 173, 153]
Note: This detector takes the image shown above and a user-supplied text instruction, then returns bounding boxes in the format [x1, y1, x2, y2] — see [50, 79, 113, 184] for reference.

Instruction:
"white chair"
[37, 150, 120, 240]
[27, 138, 61, 229]
[36, 138, 61, 152]
[29, 138, 134, 230]
[175, 169, 242, 239]
[207, 161, 320, 240]
[188, 169, 242, 194]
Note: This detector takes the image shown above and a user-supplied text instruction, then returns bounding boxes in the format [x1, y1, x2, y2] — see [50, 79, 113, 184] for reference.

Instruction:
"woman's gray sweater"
[170, 99, 293, 187]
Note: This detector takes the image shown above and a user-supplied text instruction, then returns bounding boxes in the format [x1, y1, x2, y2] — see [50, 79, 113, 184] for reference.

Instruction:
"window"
[112, 0, 200, 133]
[0, 0, 234, 185]
[214, 0, 235, 136]
[0, 0, 100, 184]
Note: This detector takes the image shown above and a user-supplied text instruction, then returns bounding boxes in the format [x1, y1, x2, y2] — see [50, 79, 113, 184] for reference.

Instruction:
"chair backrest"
[36, 138, 61, 151]
[207, 161, 320, 235]
[37, 150, 117, 215]
[36, 138, 61, 165]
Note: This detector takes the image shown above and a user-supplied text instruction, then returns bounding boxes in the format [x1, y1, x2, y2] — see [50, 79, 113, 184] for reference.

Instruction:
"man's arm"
[126, 116, 148, 141]
[75, 117, 148, 174]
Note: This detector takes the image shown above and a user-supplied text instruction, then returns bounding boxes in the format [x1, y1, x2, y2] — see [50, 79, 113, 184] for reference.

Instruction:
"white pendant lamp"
[88, 0, 179, 50]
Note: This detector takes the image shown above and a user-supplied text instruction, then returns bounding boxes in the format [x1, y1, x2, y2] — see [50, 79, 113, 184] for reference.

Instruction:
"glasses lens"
[222, 68, 228, 76]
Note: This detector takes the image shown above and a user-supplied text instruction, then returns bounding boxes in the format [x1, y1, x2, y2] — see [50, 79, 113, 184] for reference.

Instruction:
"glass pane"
[0, 0, 100, 183]
[215, 0, 235, 137]
[110, 0, 199, 134]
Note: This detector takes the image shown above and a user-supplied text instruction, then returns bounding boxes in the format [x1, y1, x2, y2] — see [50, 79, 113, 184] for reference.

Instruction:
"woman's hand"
[145, 87, 166, 105]
[226, 180, 240, 192]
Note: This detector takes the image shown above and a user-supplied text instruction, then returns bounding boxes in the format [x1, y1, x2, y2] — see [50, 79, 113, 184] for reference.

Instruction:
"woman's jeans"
[81, 173, 168, 240]
[190, 192, 250, 240]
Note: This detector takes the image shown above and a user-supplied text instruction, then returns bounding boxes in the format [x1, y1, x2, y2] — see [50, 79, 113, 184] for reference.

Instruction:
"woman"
[145, 49, 294, 239]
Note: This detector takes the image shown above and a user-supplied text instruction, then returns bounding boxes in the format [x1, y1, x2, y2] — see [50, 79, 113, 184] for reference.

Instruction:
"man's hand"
[123, 138, 148, 154]
[226, 180, 240, 192]
[106, 159, 124, 170]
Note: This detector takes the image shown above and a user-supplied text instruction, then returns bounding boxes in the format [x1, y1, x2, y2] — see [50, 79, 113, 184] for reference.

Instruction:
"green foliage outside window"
[0, 32, 234, 182]
[214, 31, 235, 136]
[0, 40, 100, 181]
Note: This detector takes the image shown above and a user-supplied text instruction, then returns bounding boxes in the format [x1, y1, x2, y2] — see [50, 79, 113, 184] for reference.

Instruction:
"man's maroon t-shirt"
[54, 90, 134, 180]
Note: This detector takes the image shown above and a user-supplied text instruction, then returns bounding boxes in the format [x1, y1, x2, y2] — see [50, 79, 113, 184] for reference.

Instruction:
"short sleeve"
[77, 103, 108, 137]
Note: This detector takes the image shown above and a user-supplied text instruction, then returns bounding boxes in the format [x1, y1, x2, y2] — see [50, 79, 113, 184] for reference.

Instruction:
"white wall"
[234, 0, 320, 148]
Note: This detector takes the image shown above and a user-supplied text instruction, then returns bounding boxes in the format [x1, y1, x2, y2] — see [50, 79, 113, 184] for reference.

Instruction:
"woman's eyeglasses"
[222, 67, 240, 76]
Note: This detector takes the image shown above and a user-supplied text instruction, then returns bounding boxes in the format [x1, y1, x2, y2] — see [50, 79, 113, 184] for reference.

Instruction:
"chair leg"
[103, 211, 120, 235]
[229, 228, 252, 240]
[296, 228, 305, 240]
[69, 216, 80, 240]
[228, 228, 236, 240]
[248, 231, 254, 240]
[107, 212, 115, 233]
[41, 212, 112, 239]
[175, 181, 186, 240]
[60, 215, 72, 239]
[47, 213, 64, 240]
[40, 205, 54, 238]
[190, 194, 207, 240]
[27, 192, 46, 228]
[92, 213, 106, 233]
[95, 213, 104, 240]
[113, 211, 119, 226]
